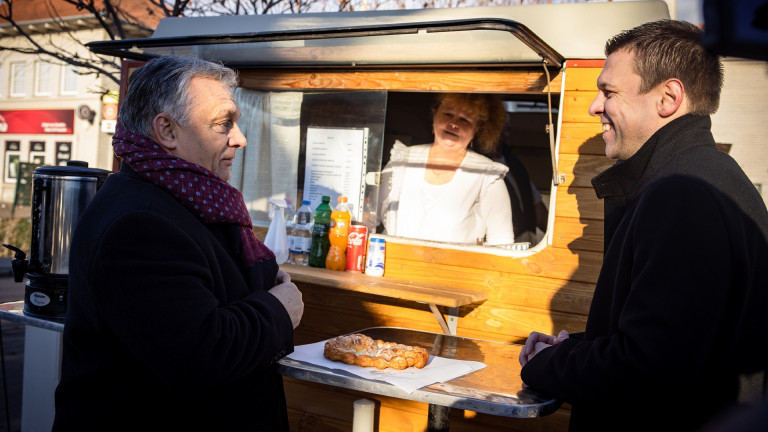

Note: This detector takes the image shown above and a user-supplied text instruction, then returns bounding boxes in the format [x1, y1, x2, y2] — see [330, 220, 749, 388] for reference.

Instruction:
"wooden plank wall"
[243, 63, 611, 432]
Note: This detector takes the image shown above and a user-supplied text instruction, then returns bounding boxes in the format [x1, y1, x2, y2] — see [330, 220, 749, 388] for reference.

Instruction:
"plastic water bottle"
[308, 195, 332, 268]
[362, 197, 377, 234]
[284, 198, 296, 263]
[290, 200, 314, 266]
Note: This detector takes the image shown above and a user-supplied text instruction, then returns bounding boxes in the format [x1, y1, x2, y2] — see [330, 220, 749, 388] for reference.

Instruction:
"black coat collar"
[591, 114, 715, 201]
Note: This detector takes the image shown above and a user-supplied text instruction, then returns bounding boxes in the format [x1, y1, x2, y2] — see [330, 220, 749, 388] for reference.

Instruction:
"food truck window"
[382, 92, 555, 248]
[230, 90, 387, 228]
[231, 88, 554, 250]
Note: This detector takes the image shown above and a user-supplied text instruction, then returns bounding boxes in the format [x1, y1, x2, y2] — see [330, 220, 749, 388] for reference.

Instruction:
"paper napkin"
[286, 340, 486, 393]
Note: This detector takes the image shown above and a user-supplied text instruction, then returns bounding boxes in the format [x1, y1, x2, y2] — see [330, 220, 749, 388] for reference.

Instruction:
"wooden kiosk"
[89, 2, 671, 430]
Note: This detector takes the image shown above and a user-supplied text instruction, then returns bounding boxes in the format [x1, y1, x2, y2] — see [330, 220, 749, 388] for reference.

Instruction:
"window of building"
[4, 141, 21, 184]
[10, 63, 26, 97]
[61, 65, 78, 95]
[30, 141, 46, 165]
[35, 61, 53, 96]
[56, 142, 72, 166]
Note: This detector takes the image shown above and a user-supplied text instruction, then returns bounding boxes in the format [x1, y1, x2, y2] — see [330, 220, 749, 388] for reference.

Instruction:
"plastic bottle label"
[287, 234, 296, 253]
[295, 237, 312, 253]
[312, 223, 329, 237]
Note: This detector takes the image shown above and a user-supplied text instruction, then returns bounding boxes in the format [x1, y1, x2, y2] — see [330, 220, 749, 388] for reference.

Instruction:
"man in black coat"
[519, 20, 768, 431]
[53, 55, 304, 431]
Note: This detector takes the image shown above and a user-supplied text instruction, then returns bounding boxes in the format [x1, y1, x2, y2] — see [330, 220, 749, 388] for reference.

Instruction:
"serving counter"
[279, 326, 560, 431]
[0, 290, 558, 432]
[280, 264, 489, 335]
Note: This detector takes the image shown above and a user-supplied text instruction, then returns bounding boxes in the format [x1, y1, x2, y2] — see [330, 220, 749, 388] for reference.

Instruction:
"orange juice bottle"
[326, 196, 351, 271]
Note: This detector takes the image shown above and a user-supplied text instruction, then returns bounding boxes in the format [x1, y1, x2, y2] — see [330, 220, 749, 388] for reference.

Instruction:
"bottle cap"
[302, 200, 311, 205]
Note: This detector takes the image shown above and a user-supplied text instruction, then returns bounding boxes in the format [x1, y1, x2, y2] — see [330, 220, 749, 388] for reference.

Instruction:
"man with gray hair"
[53, 55, 303, 431]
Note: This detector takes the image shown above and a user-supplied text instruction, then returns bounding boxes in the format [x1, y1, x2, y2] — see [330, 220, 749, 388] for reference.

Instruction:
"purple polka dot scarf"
[112, 121, 275, 267]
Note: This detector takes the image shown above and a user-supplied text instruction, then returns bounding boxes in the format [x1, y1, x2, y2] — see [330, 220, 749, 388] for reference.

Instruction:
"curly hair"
[432, 93, 507, 157]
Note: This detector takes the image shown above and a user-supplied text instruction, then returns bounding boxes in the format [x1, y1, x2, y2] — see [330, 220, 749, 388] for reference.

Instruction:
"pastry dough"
[323, 333, 430, 370]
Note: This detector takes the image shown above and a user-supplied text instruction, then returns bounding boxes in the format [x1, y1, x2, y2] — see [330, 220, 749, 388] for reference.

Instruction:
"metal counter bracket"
[429, 304, 458, 335]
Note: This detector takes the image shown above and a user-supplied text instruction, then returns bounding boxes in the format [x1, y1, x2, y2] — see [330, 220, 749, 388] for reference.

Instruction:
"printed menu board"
[303, 126, 368, 220]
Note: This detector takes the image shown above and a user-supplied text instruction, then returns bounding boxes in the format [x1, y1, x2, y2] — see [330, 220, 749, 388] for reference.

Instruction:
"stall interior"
[230, 88, 556, 249]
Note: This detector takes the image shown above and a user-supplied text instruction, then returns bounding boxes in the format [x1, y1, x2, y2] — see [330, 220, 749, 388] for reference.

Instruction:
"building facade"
[711, 57, 768, 208]
[0, 0, 160, 205]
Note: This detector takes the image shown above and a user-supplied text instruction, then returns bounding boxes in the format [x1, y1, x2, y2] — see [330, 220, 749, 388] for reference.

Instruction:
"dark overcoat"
[53, 164, 294, 431]
[522, 115, 768, 431]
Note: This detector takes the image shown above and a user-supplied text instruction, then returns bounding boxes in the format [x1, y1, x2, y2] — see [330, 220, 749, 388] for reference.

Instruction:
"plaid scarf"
[112, 121, 274, 268]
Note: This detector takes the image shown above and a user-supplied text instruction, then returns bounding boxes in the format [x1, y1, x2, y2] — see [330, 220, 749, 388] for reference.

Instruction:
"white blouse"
[378, 142, 514, 245]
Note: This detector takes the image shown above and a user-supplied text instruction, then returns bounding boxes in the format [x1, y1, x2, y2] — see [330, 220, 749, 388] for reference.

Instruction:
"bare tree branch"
[0, 0, 190, 85]
[0, 0, 557, 88]
[147, 0, 189, 16]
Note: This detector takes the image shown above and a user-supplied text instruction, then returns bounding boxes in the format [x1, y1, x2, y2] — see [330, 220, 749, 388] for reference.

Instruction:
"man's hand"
[519, 330, 569, 367]
[268, 270, 304, 329]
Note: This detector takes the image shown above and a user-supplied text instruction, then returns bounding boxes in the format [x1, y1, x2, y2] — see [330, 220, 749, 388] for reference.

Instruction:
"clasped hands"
[519, 330, 569, 367]
[268, 269, 304, 329]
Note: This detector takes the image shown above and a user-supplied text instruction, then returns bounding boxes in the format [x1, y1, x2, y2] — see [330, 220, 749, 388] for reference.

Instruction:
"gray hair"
[118, 55, 239, 137]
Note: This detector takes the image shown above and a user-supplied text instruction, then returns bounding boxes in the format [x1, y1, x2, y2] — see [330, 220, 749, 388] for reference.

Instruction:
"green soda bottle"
[308, 195, 332, 268]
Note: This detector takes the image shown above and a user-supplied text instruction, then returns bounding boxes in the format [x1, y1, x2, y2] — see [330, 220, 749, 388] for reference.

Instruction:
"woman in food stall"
[377, 93, 514, 245]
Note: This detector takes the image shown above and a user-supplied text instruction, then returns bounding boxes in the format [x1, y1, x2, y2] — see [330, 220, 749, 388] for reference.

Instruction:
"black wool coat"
[521, 115, 768, 432]
[53, 164, 294, 432]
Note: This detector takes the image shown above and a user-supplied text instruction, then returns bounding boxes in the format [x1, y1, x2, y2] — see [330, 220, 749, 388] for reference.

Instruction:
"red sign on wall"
[0, 110, 75, 134]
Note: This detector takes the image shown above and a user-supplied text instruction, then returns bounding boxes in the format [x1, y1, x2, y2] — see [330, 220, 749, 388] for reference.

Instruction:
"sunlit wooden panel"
[557, 153, 614, 188]
[551, 216, 604, 253]
[558, 122, 606, 155]
[240, 69, 562, 93]
[554, 185, 603, 220]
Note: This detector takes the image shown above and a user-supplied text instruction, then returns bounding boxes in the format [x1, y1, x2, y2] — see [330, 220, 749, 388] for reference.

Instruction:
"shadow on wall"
[549, 136, 611, 334]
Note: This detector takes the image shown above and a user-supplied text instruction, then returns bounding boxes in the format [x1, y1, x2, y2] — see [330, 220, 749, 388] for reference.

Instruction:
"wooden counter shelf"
[280, 263, 489, 335]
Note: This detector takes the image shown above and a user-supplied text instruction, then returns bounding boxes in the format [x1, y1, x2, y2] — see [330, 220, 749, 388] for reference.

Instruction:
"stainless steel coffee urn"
[3, 161, 109, 320]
